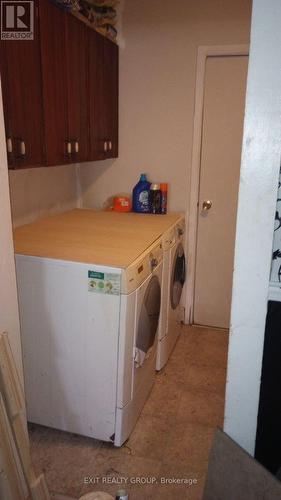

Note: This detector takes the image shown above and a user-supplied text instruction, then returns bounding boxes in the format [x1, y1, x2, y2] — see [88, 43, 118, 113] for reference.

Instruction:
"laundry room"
[1, 1, 281, 499]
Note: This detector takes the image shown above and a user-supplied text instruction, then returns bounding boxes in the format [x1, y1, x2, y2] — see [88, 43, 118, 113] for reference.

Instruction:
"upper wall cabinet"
[40, 0, 89, 165]
[0, 3, 44, 168]
[39, 0, 68, 166]
[89, 29, 119, 161]
[66, 12, 90, 163]
[0, 0, 119, 168]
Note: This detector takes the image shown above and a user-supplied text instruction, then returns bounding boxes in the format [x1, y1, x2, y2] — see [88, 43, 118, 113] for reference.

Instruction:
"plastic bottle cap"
[150, 183, 160, 190]
[160, 183, 168, 191]
[140, 174, 147, 181]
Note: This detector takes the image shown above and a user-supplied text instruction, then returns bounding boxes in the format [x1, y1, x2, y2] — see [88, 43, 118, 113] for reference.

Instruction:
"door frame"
[185, 44, 249, 325]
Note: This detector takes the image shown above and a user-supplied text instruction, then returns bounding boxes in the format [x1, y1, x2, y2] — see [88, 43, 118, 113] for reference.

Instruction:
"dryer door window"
[171, 243, 186, 310]
[136, 275, 161, 357]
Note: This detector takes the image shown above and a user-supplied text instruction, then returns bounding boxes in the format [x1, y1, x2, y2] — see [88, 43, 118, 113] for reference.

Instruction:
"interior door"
[194, 55, 248, 329]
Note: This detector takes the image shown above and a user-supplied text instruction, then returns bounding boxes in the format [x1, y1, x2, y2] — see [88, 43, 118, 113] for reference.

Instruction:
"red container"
[113, 196, 132, 212]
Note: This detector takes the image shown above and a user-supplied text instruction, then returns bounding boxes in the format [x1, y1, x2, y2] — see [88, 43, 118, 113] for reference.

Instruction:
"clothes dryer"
[169, 218, 186, 329]
[156, 217, 186, 370]
[156, 225, 174, 370]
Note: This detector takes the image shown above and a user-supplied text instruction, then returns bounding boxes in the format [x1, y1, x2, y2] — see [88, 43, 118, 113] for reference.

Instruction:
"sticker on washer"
[88, 270, 120, 295]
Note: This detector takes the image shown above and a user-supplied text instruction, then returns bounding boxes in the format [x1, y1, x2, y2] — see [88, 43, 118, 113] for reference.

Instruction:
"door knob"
[202, 200, 212, 211]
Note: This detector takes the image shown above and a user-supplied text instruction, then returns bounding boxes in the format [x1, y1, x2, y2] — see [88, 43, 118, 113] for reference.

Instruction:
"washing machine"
[115, 239, 163, 445]
[16, 238, 163, 447]
[156, 217, 186, 370]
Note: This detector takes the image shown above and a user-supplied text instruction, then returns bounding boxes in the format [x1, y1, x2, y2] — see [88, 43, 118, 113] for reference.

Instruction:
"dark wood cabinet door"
[88, 31, 119, 161]
[39, 0, 68, 166]
[40, 1, 89, 165]
[0, 44, 14, 167]
[103, 37, 119, 159]
[88, 29, 106, 161]
[65, 12, 89, 163]
[0, 4, 44, 168]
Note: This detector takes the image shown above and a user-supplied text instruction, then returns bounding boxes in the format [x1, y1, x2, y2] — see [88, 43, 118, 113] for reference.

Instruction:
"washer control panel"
[150, 257, 158, 269]
[122, 240, 163, 294]
[149, 242, 163, 271]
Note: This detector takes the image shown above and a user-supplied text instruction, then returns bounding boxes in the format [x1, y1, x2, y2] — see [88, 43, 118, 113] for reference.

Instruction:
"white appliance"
[15, 239, 163, 447]
[156, 217, 186, 370]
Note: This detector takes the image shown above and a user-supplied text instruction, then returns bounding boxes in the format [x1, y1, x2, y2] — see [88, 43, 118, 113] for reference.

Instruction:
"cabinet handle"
[66, 141, 72, 155]
[19, 140, 26, 156]
[6, 137, 13, 153]
[108, 141, 112, 151]
[74, 141, 79, 154]
[103, 141, 108, 152]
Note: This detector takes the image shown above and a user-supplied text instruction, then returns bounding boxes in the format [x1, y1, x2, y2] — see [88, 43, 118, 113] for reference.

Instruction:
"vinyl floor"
[29, 325, 229, 500]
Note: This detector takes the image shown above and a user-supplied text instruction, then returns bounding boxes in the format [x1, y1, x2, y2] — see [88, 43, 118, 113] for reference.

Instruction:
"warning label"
[88, 270, 120, 295]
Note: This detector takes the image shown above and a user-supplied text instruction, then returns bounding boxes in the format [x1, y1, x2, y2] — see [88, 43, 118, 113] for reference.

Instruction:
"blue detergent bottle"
[132, 174, 151, 213]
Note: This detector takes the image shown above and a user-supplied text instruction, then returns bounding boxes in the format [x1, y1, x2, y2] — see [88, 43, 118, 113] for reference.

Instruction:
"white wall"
[0, 82, 24, 383]
[7, 0, 252, 224]
[224, 0, 281, 455]
[79, 0, 252, 212]
[9, 164, 79, 228]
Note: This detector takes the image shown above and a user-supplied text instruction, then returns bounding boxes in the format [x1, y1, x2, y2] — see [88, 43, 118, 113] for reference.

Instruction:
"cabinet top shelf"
[50, 0, 119, 44]
[70, 10, 118, 45]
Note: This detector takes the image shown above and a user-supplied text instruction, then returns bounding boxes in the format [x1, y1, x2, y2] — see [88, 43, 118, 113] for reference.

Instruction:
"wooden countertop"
[14, 209, 183, 268]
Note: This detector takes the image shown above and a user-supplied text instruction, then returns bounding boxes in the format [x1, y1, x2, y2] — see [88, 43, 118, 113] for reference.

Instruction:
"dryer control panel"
[162, 226, 176, 251]
[162, 215, 185, 251]
[149, 242, 163, 271]
[176, 218, 185, 241]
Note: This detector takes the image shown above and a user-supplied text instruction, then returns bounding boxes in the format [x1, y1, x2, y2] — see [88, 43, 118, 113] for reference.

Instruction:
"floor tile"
[187, 331, 229, 368]
[184, 363, 227, 396]
[163, 421, 215, 471]
[125, 413, 171, 461]
[29, 325, 228, 500]
[141, 375, 183, 420]
[176, 389, 225, 427]
[177, 327, 196, 346]
[191, 326, 229, 348]
[154, 479, 204, 500]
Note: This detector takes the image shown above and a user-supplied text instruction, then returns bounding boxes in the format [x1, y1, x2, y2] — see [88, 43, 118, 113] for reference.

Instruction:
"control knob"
[150, 257, 158, 269]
